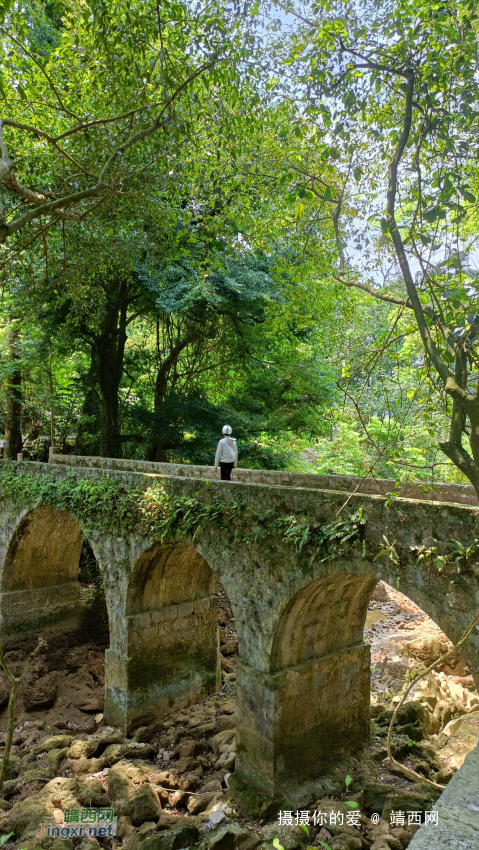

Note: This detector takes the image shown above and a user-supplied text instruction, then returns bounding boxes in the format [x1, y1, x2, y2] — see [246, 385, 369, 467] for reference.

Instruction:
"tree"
[270, 0, 479, 494]
[0, 0, 256, 251]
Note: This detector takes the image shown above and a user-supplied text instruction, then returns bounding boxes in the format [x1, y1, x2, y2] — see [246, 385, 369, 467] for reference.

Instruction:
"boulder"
[128, 785, 162, 826]
[133, 726, 155, 744]
[67, 739, 99, 760]
[220, 641, 238, 656]
[23, 672, 58, 711]
[35, 735, 73, 754]
[437, 710, 479, 768]
[371, 582, 390, 602]
[220, 658, 235, 674]
[208, 823, 261, 850]
[262, 823, 307, 850]
[187, 791, 223, 815]
[108, 762, 136, 800]
[138, 822, 199, 850]
[7, 797, 47, 841]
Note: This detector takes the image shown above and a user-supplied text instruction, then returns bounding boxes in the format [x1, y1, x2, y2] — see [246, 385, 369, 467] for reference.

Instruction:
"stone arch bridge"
[0, 454, 478, 809]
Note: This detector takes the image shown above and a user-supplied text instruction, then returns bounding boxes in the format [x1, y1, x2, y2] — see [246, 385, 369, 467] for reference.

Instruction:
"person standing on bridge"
[214, 425, 238, 481]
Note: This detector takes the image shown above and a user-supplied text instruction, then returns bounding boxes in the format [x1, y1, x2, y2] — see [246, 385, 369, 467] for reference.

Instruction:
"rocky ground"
[0, 581, 477, 850]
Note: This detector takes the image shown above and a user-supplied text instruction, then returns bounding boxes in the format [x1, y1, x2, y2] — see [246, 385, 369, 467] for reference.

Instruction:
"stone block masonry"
[1, 456, 479, 811]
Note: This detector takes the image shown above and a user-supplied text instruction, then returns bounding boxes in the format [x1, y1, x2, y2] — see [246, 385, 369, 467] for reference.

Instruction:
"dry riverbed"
[0, 581, 477, 849]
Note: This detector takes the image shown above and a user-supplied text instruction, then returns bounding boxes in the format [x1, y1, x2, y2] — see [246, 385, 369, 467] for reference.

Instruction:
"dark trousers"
[220, 462, 234, 481]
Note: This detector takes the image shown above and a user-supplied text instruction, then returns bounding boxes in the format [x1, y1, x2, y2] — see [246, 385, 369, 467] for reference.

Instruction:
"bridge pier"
[104, 541, 220, 731]
[233, 644, 371, 806]
[228, 572, 377, 808]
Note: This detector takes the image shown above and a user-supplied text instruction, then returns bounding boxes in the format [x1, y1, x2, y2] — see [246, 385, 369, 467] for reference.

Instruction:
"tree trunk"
[4, 318, 22, 459]
[95, 280, 128, 459]
[75, 359, 101, 455]
[146, 333, 195, 461]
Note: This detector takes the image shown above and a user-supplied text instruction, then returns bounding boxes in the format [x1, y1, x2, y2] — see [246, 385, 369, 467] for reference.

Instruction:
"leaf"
[318, 842, 333, 850]
[0, 836, 14, 847]
[353, 167, 362, 182]
[345, 774, 353, 788]
[294, 203, 304, 221]
[273, 840, 284, 850]
[300, 824, 310, 837]
[344, 800, 359, 809]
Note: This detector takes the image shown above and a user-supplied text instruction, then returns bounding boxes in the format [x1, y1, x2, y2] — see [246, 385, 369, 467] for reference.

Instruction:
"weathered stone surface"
[208, 823, 261, 850]
[23, 671, 58, 711]
[128, 785, 162, 826]
[408, 743, 479, 849]
[138, 823, 199, 850]
[3, 458, 479, 813]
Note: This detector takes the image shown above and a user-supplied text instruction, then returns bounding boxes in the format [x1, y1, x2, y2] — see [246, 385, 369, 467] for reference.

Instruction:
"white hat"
[222, 424, 232, 435]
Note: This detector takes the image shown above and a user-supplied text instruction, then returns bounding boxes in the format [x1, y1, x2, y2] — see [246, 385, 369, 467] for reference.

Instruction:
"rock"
[6, 797, 47, 841]
[437, 710, 479, 768]
[67, 739, 99, 760]
[73, 756, 106, 776]
[174, 740, 197, 760]
[139, 821, 158, 836]
[40, 777, 83, 809]
[199, 780, 223, 793]
[262, 824, 306, 850]
[210, 729, 235, 753]
[208, 823, 260, 850]
[35, 734, 73, 754]
[405, 634, 465, 671]
[221, 657, 235, 674]
[371, 582, 390, 602]
[46, 747, 69, 772]
[133, 726, 155, 743]
[382, 790, 433, 822]
[108, 762, 135, 799]
[390, 828, 410, 849]
[187, 791, 223, 815]
[128, 785, 162, 826]
[138, 822, 200, 850]
[102, 742, 130, 765]
[216, 714, 236, 732]
[158, 812, 201, 831]
[220, 641, 238, 656]
[221, 700, 236, 715]
[328, 836, 362, 850]
[23, 672, 58, 711]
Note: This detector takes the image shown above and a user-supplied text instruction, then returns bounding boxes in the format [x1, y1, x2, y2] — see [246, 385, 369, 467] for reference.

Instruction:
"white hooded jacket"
[214, 436, 238, 467]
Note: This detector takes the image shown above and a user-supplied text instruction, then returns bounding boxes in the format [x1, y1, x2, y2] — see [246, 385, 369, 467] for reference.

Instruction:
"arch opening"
[235, 572, 376, 797]
[0, 506, 110, 730]
[118, 541, 221, 731]
[366, 581, 479, 771]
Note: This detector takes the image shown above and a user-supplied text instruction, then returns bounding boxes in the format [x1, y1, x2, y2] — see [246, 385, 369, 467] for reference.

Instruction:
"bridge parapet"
[48, 449, 479, 506]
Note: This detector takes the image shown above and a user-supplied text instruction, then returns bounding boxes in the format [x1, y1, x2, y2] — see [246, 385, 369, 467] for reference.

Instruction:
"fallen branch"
[385, 607, 479, 791]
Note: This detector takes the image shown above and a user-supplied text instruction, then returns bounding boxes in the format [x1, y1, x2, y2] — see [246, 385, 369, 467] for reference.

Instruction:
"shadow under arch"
[119, 540, 220, 731]
[0, 505, 106, 651]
